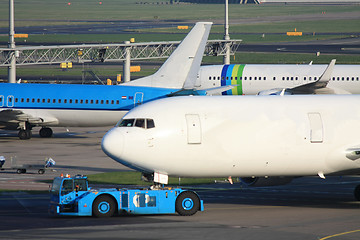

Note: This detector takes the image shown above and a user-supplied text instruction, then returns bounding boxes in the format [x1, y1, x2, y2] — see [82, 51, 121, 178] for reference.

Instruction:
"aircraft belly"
[41, 109, 125, 127]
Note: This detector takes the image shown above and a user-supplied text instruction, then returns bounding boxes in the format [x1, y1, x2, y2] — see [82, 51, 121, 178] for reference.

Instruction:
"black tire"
[175, 191, 200, 216]
[92, 195, 116, 218]
[354, 185, 360, 201]
[18, 130, 29, 140]
[38, 169, 45, 174]
[16, 169, 22, 174]
[39, 127, 53, 138]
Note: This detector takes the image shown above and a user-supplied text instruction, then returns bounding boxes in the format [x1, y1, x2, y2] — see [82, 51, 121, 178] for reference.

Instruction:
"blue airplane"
[0, 22, 213, 139]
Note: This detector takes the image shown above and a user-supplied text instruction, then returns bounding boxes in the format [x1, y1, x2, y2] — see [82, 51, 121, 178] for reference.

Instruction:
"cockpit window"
[118, 119, 135, 127]
[117, 118, 155, 129]
[135, 119, 145, 128]
[147, 119, 155, 129]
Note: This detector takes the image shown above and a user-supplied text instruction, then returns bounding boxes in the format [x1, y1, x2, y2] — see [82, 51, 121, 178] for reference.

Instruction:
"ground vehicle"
[48, 174, 204, 217]
[11, 156, 55, 174]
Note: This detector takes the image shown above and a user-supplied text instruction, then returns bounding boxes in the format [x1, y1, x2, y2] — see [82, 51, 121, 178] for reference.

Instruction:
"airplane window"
[217, 76, 220, 80]
[352, 77, 354, 81]
[231, 77, 233, 80]
[282, 77, 285, 81]
[64, 99, 67, 103]
[347, 77, 350, 81]
[259, 77, 261, 80]
[106, 100, 109, 104]
[244, 77, 247, 80]
[116, 100, 119, 104]
[254, 77, 257, 80]
[90, 100, 94, 104]
[309, 77, 312, 81]
[75, 100, 78, 104]
[226, 77, 229, 80]
[208, 76, 211, 80]
[53, 99, 56, 103]
[96, 100, 99, 104]
[69, 99, 73, 104]
[20, 98, 23, 103]
[42, 99, 45, 103]
[342, 77, 345, 81]
[273, 77, 276, 81]
[264, 77, 267, 80]
[111, 100, 114, 104]
[80, 100, 83, 104]
[291, 77, 294, 81]
[58, 99, 61, 103]
[101, 100, 104, 104]
[147, 119, 155, 129]
[135, 119, 146, 128]
[286, 77, 289, 81]
[249, 77, 252, 80]
[118, 119, 135, 127]
[37, 99, 40, 103]
[85, 100, 88, 104]
[240, 77, 242, 80]
[32, 99, 35, 103]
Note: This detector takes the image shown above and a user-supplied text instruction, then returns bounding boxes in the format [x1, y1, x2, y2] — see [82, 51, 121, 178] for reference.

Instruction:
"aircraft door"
[185, 114, 202, 144]
[0, 95, 3, 107]
[308, 112, 323, 143]
[134, 92, 144, 107]
[6, 95, 14, 107]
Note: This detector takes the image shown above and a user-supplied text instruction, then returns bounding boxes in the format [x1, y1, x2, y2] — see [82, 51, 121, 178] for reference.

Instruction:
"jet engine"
[240, 177, 294, 187]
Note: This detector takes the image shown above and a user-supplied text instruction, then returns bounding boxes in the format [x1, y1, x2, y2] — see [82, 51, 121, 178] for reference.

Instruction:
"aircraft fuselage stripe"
[221, 64, 245, 95]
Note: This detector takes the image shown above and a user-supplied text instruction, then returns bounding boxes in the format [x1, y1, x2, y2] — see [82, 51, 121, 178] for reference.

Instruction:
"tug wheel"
[175, 191, 200, 216]
[92, 195, 116, 218]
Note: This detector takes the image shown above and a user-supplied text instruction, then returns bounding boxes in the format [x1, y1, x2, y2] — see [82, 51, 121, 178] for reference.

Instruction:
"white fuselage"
[102, 95, 360, 178]
[197, 64, 360, 94]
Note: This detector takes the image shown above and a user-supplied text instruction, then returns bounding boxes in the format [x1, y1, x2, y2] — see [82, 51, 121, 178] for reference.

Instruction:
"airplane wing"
[258, 59, 339, 95]
[0, 109, 58, 129]
[202, 85, 237, 96]
[288, 59, 336, 94]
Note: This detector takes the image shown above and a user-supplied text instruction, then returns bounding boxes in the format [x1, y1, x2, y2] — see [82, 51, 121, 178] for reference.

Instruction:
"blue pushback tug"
[48, 174, 204, 217]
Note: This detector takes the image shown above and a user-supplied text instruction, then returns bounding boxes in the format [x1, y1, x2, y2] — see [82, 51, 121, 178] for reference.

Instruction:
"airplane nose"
[101, 128, 124, 160]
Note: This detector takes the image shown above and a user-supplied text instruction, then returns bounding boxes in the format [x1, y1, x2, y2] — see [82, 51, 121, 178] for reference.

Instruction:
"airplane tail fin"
[123, 22, 212, 89]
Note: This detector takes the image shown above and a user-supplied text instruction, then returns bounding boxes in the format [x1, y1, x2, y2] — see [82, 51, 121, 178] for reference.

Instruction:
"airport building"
[178, 0, 260, 4]
[177, 0, 359, 3]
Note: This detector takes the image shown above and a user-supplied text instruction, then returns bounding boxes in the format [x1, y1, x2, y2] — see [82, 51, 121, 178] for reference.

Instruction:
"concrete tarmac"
[0, 127, 129, 190]
[0, 127, 360, 239]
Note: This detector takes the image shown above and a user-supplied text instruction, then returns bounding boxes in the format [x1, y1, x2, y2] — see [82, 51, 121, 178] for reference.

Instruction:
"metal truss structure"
[0, 39, 241, 66]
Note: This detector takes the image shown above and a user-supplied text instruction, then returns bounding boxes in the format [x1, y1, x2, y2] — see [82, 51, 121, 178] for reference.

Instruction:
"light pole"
[223, 0, 230, 65]
[8, 0, 16, 83]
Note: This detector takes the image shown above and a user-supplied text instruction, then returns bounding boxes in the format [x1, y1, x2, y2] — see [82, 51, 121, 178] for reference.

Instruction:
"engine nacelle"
[240, 177, 293, 187]
[257, 88, 292, 96]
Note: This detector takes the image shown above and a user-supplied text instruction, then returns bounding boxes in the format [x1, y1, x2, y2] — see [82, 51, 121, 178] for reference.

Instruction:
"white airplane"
[197, 60, 360, 95]
[102, 94, 360, 200]
[0, 22, 213, 139]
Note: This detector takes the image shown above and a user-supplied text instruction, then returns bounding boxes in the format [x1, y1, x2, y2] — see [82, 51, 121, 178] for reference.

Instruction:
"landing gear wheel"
[92, 195, 116, 218]
[18, 130, 32, 140]
[175, 191, 200, 216]
[38, 169, 45, 174]
[354, 185, 360, 201]
[17, 169, 26, 174]
[39, 127, 53, 138]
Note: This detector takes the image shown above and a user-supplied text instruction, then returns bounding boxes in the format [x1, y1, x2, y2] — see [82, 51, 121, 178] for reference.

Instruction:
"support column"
[123, 41, 131, 83]
[223, 0, 230, 65]
[8, 0, 16, 83]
